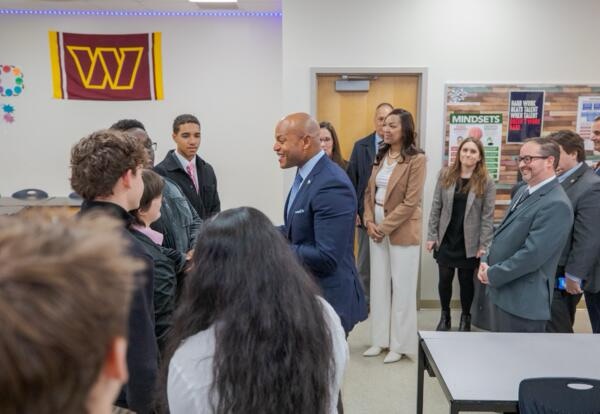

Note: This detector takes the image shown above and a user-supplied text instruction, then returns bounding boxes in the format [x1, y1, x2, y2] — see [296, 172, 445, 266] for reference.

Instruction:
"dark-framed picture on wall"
[507, 90, 544, 143]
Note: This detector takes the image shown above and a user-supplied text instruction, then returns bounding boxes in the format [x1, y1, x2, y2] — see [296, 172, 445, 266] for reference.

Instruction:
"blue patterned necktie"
[287, 171, 303, 216]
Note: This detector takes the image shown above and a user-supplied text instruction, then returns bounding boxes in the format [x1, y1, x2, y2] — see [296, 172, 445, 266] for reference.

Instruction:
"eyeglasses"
[517, 155, 548, 164]
[150, 142, 157, 151]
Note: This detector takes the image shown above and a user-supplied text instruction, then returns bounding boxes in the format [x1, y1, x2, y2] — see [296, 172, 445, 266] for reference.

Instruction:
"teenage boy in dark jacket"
[71, 129, 158, 414]
[154, 114, 220, 220]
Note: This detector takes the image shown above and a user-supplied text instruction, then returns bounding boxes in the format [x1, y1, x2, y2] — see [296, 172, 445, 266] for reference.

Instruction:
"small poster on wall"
[448, 113, 503, 180]
[507, 91, 544, 143]
[576, 96, 600, 151]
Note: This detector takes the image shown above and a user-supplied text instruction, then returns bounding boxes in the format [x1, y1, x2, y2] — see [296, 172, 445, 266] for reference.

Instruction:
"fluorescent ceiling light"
[189, 0, 238, 3]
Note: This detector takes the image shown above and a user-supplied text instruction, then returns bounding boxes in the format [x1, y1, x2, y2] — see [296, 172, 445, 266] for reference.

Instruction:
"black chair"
[68, 192, 82, 200]
[11, 188, 49, 200]
[519, 377, 600, 413]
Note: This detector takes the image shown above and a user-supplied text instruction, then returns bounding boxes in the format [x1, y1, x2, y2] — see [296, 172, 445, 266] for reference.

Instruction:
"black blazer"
[154, 150, 220, 220]
[346, 132, 377, 224]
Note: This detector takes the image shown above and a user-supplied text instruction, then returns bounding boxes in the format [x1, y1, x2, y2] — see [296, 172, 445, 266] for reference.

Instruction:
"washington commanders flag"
[48, 31, 163, 100]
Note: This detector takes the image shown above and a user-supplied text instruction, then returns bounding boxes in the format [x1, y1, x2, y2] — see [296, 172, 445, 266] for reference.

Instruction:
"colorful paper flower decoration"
[0, 65, 25, 97]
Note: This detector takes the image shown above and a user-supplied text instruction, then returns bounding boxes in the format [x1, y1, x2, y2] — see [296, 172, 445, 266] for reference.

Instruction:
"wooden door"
[316, 74, 421, 160]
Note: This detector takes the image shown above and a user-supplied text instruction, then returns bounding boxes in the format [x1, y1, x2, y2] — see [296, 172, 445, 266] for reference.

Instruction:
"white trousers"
[369, 205, 419, 355]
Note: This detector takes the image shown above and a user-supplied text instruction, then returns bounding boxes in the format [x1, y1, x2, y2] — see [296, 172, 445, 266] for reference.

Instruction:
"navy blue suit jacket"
[347, 132, 377, 225]
[283, 155, 367, 332]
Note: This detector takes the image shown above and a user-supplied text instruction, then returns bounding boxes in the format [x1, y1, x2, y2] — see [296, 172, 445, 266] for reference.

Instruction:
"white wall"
[0, 13, 284, 221]
[3, 0, 600, 300]
[282, 0, 600, 300]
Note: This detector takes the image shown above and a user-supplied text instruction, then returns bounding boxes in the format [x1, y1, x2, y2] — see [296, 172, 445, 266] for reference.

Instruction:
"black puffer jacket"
[131, 229, 186, 351]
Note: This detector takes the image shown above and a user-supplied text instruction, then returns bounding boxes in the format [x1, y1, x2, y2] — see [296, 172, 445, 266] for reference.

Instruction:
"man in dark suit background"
[274, 112, 367, 334]
[346, 103, 393, 305]
[154, 114, 220, 220]
[545, 131, 600, 333]
[478, 137, 573, 332]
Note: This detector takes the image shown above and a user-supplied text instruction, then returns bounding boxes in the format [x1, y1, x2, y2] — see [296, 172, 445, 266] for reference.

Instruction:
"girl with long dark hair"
[362, 108, 426, 363]
[162, 207, 347, 414]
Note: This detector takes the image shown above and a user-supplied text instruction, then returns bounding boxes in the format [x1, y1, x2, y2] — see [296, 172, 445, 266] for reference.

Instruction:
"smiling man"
[274, 112, 367, 335]
[154, 114, 220, 219]
[478, 137, 573, 332]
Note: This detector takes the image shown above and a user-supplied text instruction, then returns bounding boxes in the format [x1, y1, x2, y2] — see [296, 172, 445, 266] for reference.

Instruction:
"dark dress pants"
[584, 290, 600, 333]
[546, 289, 582, 333]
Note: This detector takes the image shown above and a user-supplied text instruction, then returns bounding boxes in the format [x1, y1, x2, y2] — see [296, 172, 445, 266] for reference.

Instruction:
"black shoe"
[459, 313, 471, 331]
[436, 311, 451, 331]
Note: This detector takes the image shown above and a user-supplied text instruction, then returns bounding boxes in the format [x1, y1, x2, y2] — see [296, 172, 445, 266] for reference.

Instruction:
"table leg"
[417, 338, 425, 414]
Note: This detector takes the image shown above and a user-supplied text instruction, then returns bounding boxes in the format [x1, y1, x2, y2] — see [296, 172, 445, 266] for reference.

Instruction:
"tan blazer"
[426, 169, 496, 258]
[363, 153, 426, 245]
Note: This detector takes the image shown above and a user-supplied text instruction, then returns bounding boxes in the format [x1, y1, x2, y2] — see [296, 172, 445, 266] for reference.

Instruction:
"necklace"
[388, 150, 401, 159]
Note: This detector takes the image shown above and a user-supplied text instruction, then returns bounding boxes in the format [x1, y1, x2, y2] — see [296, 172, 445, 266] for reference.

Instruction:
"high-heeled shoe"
[436, 310, 451, 331]
[458, 313, 471, 331]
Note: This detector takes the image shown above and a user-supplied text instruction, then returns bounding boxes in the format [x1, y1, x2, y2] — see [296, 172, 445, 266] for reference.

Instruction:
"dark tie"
[287, 172, 303, 216]
[510, 188, 530, 212]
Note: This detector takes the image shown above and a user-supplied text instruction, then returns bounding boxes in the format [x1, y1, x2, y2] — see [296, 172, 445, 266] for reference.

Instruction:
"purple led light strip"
[0, 9, 282, 17]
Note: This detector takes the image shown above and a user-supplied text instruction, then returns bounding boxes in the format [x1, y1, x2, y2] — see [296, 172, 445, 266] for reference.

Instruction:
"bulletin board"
[444, 84, 600, 221]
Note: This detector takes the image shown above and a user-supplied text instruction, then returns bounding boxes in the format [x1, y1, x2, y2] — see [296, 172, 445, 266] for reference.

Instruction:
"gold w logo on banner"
[66, 46, 144, 90]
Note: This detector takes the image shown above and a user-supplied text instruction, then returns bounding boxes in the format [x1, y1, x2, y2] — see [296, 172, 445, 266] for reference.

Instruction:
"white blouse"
[375, 157, 397, 206]
[167, 297, 349, 414]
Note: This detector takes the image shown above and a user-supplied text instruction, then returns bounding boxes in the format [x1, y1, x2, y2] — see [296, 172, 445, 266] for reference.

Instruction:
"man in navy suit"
[274, 112, 367, 334]
[347, 103, 393, 304]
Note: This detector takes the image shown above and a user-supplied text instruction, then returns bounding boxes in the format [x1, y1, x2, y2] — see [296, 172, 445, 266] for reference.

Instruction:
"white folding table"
[417, 331, 600, 413]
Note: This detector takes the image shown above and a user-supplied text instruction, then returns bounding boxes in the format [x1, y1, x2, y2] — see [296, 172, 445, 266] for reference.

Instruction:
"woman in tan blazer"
[362, 108, 426, 363]
[426, 137, 496, 332]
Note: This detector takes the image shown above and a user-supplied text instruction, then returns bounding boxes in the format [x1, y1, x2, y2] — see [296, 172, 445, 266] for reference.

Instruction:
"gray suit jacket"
[559, 164, 600, 293]
[427, 170, 496, 258]
[486, 178, 573, 321]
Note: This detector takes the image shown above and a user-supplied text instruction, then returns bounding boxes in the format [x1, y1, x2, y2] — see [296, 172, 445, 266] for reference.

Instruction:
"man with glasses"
[478, 137, 573, 332]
